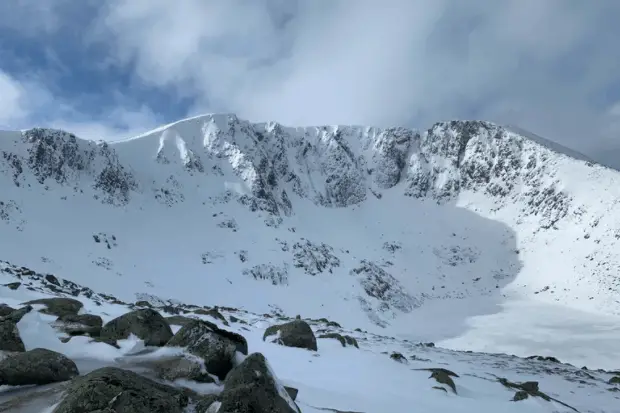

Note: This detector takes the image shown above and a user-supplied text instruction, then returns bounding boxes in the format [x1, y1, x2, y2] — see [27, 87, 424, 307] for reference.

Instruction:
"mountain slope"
[1, 114, 620, 340]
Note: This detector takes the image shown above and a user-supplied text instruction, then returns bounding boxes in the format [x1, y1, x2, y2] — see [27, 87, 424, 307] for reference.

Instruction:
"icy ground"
[0, 267, 618, 413]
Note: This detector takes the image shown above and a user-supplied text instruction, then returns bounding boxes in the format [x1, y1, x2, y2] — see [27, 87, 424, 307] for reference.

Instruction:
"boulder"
[0, 320, 25, 352]
[166, 319, 248, 380]
[0, 305, 33, 323]
[52, 367, 190, 413]
[263, 320, 317, 351]
[99, 308, 173, 346]
[0, 303, 14, 317]
[0, 348, 78, 386]
[318, 333, 359, 348]
[23, 297, 83, 317]
[217, 352, 299, 413]
[53, 313, 103, 336]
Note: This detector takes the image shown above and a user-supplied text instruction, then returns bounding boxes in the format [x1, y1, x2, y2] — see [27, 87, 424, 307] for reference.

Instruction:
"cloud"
[93, 1, 620, 141]
[2, 0, 620, 163]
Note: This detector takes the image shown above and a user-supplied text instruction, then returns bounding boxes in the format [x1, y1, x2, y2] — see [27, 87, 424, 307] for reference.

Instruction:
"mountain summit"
[0, 114, 619, 333]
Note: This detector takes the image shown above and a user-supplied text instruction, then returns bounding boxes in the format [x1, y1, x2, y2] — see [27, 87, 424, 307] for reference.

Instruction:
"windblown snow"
[1, 114, 619, 412]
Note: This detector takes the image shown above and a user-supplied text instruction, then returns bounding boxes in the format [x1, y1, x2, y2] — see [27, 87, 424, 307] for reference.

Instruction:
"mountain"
[1, 114, 619, 412]
[1, 114, 619, 325]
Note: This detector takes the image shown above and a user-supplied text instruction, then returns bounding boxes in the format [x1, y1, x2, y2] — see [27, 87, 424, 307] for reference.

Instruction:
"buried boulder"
[166, 319, 248, 381]
[211, 352, 300, 413]
[0, 348, 79, 386]
[99, 308, 173, 346]
[51, 367, 192, 413]
[263, 319, 317, 351]
[23, 297, 83, 317]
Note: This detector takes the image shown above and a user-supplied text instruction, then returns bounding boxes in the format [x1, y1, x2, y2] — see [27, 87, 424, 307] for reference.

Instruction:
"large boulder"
[23, 297, 83, 317]
[0, 320, 25, 352]
[53, 313, 103, 337]
[263, 320, 317, 351]
[99, 308, 173, 346]
[216, 352, 299, 413]
[52, 367, 190, 413]
[0, 348, 79, 386]
[166, 319, 248, 380]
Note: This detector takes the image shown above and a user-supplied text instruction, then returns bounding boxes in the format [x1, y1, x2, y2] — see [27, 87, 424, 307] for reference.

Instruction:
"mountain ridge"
[0, 114, 619, 335]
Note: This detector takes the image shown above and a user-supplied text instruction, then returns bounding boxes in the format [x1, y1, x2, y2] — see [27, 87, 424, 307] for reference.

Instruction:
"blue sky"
[2, 0, 620, 164]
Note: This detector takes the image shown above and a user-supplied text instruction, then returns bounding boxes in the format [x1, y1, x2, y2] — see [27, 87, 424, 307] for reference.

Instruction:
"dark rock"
[219, 352, 299, 413]
[0, 303, 14, 317]
[609, 376, 620, 384]
[318, 333, 358, 348]
[99, 308, 173, 346]
[0, 348, 78, 386]
[52, 367, 190, 413]
[4, 282, 21, 290]
[284, 386, 299, 401]
[166, 319, 248, 380]
[389, 352, 407, 363]
[194, 307, 228, 324]
[54, 313, 103, 336]
[512, 390, 529, 401]
[166, 315, 199, 327]
[263, 320, 317, 351]
[135, 300, 152, 307]
[194, 394, 220, 413]
[0, 320, 25, 351]
[0, 305, 33, 324]
[23, 297, 83, 317]
[430, 370, 457, 394]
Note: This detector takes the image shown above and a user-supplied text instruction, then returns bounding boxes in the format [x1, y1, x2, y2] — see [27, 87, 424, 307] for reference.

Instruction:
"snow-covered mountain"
[1, 114, 619, 327]
[2, 114, 620, 412]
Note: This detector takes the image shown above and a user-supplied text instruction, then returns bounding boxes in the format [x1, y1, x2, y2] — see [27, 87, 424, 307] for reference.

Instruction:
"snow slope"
[1, 265, 618, 413]
[1, 114, 620, 373]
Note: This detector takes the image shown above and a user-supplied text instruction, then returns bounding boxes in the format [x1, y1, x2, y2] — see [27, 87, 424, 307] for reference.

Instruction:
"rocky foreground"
[0, 261, 619, 412]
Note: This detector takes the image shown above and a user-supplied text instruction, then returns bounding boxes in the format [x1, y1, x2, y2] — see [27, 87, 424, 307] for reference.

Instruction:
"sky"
[1, 0, 620, 165]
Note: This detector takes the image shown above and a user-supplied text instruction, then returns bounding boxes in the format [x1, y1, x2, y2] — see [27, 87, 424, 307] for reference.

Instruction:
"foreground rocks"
[53, 313, 103, 337]
[263, 319, 318, 351]
[99, 308, 173, 346]
[166, 319, 248, 380]
[0, 348, 79, 386]
[211, 352, 300, 413]
[51, 367, 192, 413]
[23, 297, 83, 317]
[0, 319, 25, 352]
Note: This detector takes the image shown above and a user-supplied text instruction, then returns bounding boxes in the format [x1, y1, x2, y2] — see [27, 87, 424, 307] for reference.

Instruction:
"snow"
[0, 114, 619, 411]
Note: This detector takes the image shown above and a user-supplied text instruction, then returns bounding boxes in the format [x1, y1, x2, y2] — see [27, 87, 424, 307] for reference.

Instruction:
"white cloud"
[2, 0, 620, 159]
[93, 0, 620, 153]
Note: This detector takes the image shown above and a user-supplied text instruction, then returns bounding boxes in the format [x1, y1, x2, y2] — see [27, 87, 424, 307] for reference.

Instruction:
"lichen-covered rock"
[23, 297, 83, 317]
[0, 320, 25, 352]
[0, 348, 78, 386]
[52, 367, 190, 413]
[263, 320, 317, 351]
[166, 319, 248, 380]
[99, 308, 173, 346]
[218, 352, 299, 413]
[53, 313, 103, 336]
